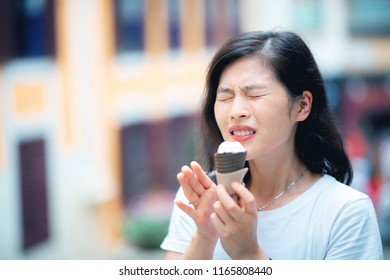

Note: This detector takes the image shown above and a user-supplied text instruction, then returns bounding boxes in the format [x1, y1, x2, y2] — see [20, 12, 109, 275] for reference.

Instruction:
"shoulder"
[316, 174, 370, 206]
[317, 175, 379, 234]
[310, 174, 376, 226]
[315, 176, 382, 259]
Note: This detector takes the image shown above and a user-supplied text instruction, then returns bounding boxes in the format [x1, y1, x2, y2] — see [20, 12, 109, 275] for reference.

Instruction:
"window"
[167, 0, 181, 50]
[0, 0, 56, 62]
[18, 139, 50, 251]
[114, 0, 145, 53]
[349, 0, 390, 35]
[205, 0, 240, 48]
[292, 0, 322, 32]
[120, 115, 200, 207]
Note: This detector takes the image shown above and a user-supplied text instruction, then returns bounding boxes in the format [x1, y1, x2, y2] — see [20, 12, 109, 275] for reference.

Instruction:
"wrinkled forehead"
[218, 56, 278, 86]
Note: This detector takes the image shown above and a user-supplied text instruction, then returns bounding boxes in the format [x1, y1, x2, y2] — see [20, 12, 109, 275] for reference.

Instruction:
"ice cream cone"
[214, 141, 248, 200]
[214, 151, 247, 173]
[215, 167, 248, 198]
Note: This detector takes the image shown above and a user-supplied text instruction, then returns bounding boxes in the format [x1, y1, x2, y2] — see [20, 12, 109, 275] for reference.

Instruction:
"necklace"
[257, 168, 308, 211]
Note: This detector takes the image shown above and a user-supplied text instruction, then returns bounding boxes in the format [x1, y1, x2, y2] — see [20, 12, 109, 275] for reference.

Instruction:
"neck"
[248, 156, 306, 199]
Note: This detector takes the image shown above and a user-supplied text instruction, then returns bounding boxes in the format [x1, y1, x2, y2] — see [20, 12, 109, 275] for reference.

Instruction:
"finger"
[177, 172, 199, 204]
[175, 200, 196, 220]
[232, 182, 257, 214]
[216, 184, 242, 222]
[181, 165, 206, 196]
[213, 200, 234, 224]
[210, 212, 225, 233]
[190, 161, 215, 189]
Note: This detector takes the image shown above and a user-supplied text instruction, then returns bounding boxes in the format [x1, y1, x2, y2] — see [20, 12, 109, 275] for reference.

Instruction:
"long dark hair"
[201, 30, 353, 185]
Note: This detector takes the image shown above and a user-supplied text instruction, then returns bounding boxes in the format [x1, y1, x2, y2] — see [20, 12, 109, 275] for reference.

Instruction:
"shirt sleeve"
[325, 197, 383, 260]
[160, 187, 196, 254]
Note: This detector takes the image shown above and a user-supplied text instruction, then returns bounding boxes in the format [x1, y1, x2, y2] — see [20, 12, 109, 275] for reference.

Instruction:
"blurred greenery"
[123, 214, 170, 249]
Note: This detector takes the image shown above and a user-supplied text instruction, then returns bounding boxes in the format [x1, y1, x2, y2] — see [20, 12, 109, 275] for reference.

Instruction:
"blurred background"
[0, 0, 389, 260]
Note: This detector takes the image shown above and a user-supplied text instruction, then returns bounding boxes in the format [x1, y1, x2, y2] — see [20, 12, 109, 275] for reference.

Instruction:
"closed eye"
[216, 92, 234, 101]
[247, 94, 263, 99]
[243, 85, 269, 99]
[247, 93, 266, 99]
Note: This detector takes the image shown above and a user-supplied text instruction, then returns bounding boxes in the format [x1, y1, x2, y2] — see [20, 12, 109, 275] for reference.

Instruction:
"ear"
[296, 90, 313, 122]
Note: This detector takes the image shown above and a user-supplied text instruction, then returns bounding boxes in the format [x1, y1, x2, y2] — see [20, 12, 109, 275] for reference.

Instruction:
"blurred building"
[0, 0, 389, 259]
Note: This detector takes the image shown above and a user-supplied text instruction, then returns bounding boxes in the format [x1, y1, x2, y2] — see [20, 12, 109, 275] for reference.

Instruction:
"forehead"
[219, 56, 278, 86]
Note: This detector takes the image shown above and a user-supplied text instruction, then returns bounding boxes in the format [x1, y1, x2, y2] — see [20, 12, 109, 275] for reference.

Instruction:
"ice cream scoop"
[214, 141, 248, 200]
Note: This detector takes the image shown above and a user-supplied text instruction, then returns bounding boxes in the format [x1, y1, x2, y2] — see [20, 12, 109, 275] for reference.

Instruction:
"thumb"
[175, 200, 196, 219]
[232, 182, 257, 214]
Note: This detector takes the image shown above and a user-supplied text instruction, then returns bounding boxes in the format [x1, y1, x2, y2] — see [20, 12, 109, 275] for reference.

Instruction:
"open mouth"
[230, 130, 255, 136]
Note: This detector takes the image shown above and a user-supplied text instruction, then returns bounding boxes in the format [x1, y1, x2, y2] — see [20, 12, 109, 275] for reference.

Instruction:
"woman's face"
[214, 56, 300, 161]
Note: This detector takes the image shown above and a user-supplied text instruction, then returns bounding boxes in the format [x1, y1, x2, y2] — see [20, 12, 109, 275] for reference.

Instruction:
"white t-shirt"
[161, 174, 383, 259]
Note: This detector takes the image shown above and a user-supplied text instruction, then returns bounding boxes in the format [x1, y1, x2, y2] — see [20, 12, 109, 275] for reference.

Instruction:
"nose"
[230, 96, 250, 120]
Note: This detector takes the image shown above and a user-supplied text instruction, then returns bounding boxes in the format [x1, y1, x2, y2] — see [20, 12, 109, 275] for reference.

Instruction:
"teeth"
[232, 130, 254, 136]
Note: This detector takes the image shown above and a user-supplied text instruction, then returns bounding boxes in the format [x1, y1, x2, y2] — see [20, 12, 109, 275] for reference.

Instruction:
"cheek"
[214, 105, 228, 132]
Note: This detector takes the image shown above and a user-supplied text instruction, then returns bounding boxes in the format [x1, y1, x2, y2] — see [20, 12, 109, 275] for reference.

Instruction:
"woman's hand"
[176, 161, 218, 242]
[211, 182, 266, 259]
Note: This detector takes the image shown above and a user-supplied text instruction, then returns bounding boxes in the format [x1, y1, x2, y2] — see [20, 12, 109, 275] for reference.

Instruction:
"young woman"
[161, 30, 383, 259]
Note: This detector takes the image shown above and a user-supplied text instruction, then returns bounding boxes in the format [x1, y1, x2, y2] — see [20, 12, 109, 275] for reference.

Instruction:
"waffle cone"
[216, 167, 248, 197]
[214, 151, 247, 173]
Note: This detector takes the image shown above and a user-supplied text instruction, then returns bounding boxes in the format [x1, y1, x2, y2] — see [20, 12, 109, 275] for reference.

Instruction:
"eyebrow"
[242, 84, 267, 91]
[217, 84, 267, 93]
[216, 87, 234, 93]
